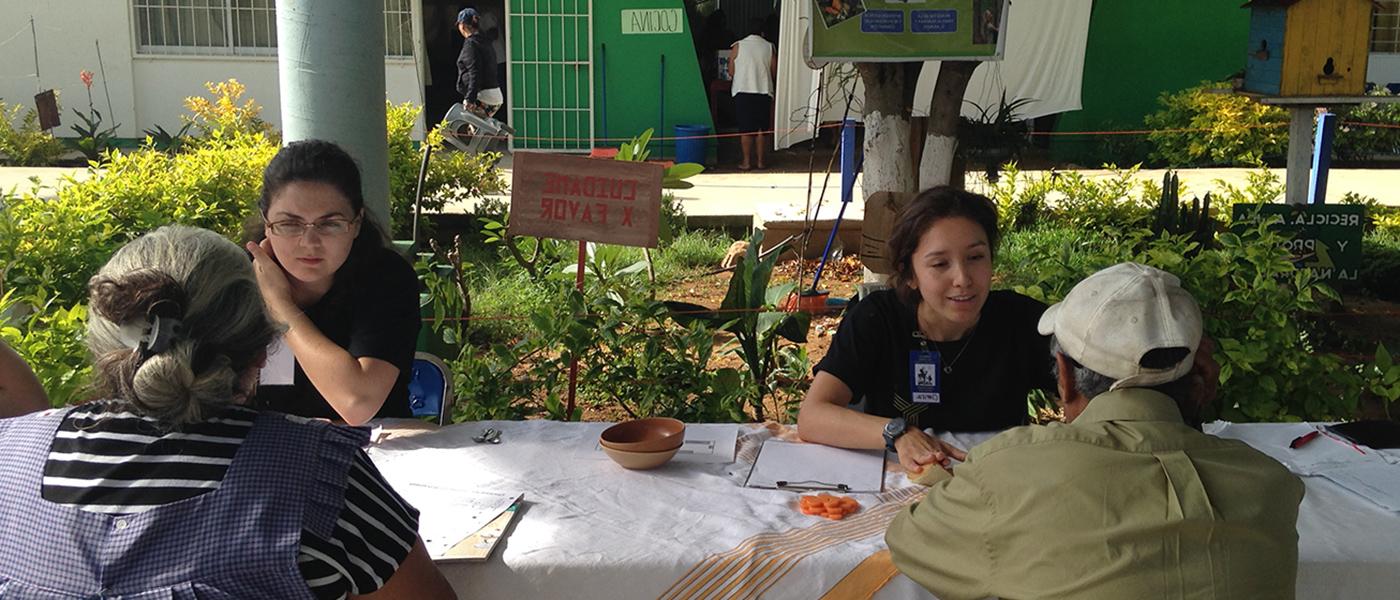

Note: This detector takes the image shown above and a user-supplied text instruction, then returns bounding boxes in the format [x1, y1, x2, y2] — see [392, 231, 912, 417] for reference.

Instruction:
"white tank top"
[731, 34, 774, 97]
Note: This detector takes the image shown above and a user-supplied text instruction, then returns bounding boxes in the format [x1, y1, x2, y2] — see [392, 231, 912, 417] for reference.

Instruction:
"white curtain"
[774, 0, 1093, 150]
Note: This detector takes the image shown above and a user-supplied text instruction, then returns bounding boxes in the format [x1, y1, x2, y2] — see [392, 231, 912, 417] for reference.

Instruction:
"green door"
[508, 0, 594, 151]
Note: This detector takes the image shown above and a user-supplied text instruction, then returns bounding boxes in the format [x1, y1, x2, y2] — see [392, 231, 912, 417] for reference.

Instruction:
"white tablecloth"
[368, 421, 1400, 600]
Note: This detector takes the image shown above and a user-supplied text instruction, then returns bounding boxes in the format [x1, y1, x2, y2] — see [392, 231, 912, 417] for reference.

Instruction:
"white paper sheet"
[744, 439, 885, 493]
[395, 484, 523, 558]
[258, 336, 295, 386]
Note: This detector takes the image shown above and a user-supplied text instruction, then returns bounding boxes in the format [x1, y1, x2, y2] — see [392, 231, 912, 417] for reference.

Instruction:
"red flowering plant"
[71, 68, 120, 163]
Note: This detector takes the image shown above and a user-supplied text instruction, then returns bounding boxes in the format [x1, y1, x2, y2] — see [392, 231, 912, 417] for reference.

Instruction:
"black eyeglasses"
[266, 216, 359, 238]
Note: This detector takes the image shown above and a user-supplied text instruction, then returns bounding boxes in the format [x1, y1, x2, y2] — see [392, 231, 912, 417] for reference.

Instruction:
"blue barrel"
[674, 124, 710, 165]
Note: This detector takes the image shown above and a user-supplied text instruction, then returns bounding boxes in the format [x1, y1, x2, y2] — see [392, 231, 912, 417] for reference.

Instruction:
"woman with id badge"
[245, 140, 420, 425]
[797, 187, 1053, 475]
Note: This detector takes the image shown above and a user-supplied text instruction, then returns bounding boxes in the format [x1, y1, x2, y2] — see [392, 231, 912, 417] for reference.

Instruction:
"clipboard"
[439, 502, 522, 562]
[744, 439, 885, 493]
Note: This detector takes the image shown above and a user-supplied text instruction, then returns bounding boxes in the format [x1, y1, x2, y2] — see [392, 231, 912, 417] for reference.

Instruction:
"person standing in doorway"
[728, 22, 776, 170]
[457, 7, 503, 118]
[478, 7, 508, 122]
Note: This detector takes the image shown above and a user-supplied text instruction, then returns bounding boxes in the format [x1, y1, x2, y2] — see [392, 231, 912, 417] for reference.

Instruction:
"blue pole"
[599, 43, 607, 147]
[811, 119, 859, 291]
[1308, 111, 1337, 205]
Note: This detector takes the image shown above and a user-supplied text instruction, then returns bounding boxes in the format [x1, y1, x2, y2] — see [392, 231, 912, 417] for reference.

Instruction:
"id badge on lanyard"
[908, 349, 942, 404]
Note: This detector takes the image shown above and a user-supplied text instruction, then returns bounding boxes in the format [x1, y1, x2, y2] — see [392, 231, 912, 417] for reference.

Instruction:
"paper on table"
[258, 336, 295, 386]
[1210, 422, 1400, 512]
[745, 439, 885, 493]
[396, 483, 523, 558]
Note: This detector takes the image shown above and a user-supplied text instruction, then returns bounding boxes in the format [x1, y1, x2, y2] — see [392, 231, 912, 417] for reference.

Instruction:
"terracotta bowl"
[599, 417, 686, 453]
[601, 444, 681, 470]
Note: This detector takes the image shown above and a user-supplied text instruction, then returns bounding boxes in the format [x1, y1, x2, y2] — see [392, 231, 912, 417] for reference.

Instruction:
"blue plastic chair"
[408, 351, 454, 425]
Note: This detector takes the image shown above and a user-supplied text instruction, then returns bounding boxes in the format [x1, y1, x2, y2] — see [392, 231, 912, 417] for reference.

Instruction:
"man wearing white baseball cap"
[887, 262, 1303, 600]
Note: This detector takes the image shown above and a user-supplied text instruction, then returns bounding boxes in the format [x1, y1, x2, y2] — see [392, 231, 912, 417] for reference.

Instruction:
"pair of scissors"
[473, 427, 502, 444]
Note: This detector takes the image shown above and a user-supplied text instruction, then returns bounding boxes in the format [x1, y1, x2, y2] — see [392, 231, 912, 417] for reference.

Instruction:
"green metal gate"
[508, 0, 594, 151]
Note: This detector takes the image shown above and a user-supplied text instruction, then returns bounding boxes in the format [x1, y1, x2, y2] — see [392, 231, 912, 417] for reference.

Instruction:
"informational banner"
[621, 8, 685, 34]
[1231, 204, 1364, 282]
[508, 152, 663, 248]
[809, 0, 1009, 63]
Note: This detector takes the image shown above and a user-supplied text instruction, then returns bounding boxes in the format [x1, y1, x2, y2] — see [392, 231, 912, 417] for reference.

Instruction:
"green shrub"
[988, 163, 1156, 234]
[1211, 169, 1286, 221]
[0, 292, 90, 406]
[1334, 90, 1400, 161]
[1145, 81, 1288, 167]
[1009, 222, 1359, 422]
[386, 102, 504, 240]
[0, 101, 68, 167]
[1360, 231, 1400, 301]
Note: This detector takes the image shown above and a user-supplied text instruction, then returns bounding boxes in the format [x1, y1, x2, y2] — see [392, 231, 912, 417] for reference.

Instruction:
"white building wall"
[0, 1, 141, 138]
[1369, 53, 1400, 89]
[0, 1, 423, 140]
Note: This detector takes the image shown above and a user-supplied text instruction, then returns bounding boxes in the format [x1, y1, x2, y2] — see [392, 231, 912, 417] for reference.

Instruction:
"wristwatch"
[882, 417, 908, 453]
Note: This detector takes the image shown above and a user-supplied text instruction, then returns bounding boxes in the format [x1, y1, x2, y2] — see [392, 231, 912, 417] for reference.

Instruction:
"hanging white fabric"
[774, 0, 1093, 150]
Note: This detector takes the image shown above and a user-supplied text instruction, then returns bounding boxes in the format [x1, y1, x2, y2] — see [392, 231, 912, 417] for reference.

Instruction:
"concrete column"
[277, 0, 391, 229]
[1285, 106, 1312, 205]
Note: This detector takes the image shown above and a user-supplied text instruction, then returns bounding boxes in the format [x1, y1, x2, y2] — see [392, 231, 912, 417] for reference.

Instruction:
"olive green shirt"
[886, 388, 1304, 600]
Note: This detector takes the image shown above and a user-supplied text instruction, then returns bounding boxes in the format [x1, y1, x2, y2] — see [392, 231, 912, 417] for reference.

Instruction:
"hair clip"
[139, 315, 185, 358]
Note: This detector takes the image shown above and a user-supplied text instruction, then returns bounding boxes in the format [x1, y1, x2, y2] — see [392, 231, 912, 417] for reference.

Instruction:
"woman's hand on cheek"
[246, 240, 299, 323]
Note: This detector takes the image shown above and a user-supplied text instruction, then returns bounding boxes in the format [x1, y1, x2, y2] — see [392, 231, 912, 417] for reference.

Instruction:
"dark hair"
[252, 139, 388, 276]
[886, 186, 1000, 305]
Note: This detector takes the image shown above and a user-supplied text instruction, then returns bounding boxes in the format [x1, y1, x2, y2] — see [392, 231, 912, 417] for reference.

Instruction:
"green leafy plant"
[386, 101, 505, 240]
[0, 291, 91, 407]
[142, 122, 195, 155]
[1363, 343, 1400, 420]
[957, 92, 1035, 181]
[0, 101, 67, 167]
[669, 231, 809, 420]
[578, 293, 746, 422]
[1333, 89, 1400, 161]
[182, 79, 275, 141]
[1145, 81, 1288, 167]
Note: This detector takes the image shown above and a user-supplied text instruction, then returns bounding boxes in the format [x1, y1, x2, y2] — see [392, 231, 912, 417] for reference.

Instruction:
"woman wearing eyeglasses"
[246, 140, 420, 425]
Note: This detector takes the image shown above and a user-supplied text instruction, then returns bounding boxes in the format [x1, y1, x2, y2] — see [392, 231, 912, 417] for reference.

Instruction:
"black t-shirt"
[256, 246, 420, 420]
[814, 289, 1053, 432]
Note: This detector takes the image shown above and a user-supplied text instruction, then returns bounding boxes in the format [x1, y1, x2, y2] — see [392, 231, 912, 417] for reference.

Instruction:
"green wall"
[1051, 1, 1251, 163]
[594, 0, 714, 158]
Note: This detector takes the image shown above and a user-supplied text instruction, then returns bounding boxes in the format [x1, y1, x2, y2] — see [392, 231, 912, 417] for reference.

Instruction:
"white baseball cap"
[1037, 262, 1202, 390]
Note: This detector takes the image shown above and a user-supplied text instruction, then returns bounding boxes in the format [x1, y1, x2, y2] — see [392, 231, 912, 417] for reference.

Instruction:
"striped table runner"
[658, 486, 926, 600]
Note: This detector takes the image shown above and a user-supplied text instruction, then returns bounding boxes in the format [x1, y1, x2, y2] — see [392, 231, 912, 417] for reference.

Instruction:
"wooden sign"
[508, 152, 664, 248]
[34, 90, 60, 131]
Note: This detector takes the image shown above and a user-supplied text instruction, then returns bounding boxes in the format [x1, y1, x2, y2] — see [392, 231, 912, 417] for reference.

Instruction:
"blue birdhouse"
[1242, 0, 1375, 97]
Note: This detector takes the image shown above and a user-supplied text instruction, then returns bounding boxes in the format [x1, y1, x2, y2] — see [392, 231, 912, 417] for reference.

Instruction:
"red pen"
[1289, 430, 1321, 449]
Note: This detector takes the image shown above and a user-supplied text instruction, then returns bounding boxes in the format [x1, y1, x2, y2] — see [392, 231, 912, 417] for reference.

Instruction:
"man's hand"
[245, 240, 299, 324]
[893, 428, 967, 475]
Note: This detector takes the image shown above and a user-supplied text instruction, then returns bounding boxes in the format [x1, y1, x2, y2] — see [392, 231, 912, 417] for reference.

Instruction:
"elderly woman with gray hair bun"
[0, 225, 454, 599]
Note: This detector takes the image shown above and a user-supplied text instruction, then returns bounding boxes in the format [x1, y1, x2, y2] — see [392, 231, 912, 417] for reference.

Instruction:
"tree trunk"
[920, 61, 980, 189]
[857, 64, 917, 200]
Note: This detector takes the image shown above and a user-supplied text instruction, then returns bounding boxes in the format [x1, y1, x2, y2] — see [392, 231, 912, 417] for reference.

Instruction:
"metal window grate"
[1375, 0, 1400, 54]
[134, 0, 415, 58]
[383, 0, 413, 57]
